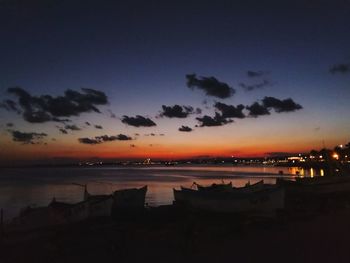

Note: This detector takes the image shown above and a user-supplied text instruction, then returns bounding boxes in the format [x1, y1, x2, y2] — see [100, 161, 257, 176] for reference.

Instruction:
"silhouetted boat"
[195, 180, 265, 193]
[277, 175, 350, 195]
[174, 184, 284, 215]
[195, 181, 233, 192]
[112, 185, 148, 210]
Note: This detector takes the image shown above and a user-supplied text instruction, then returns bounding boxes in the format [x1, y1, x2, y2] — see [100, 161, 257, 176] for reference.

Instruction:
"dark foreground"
[1, 205, 350, 263]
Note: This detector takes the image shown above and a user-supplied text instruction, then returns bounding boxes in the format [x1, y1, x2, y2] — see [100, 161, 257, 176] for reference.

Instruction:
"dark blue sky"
[0, 0, 350, 162]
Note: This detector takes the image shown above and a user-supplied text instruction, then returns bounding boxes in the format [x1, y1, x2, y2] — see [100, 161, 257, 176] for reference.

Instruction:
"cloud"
[6, 87, 108, 123]
[196, 113, 233, 127]
[144, 133, 164, 137]
[159, 105, 197, 118]
[78, 134, 133, 145]
[6, 122, 14, 127]
[262, 96, 302, 112]
[51, 117, 71, 123]
[247, 70, 267, 78]
[0, 99, 21, 113]
[78, 138, 100, 145]
[59, 128, 68, 134]
[330, 63, 350, 74]
[239, 80, 271, 91]
[94, 125, 103, 129]
[64, 124, 81, 131]
[179, 125, 193, 132]
[246, 102, 270, 117]
[121, 115, 156, 127]
[186, 74, 235, 99]
[214, 102, 245, 118]
[10, 130, 47, 144]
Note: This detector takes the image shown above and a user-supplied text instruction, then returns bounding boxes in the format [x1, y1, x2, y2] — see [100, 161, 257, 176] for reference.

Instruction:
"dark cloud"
[247, 70, 267, 78]
[6, 122, 14, 127]
[330, 63, 350, 74]
[10, 130, 47, 144]
[59, 128, 68, 134]
[214, 102, 245, 118]
[121, 115, 156, 127]
[78, 134, 133, 145]
[78, 137, 100, 145]
[179, 125, 193, 132]
[145, 133, 165, 136]
[196, 113, 233, 127]
[239, 80, 271, 91]
[159, 105, 196, 118]
[6, 87, 108, 123]
[94, 125, 103, 129]
[262, 96, 302, 113]
[51, 117, 71, 123]
[85, 122, 91, 126]
[64, 124, 81, 131]
[95, 134, 132, 141]
[115, 134, 132, 141]
[246, 102, 270, 117]
[0, 99, 21, 113]
[186, 74, 235, 99]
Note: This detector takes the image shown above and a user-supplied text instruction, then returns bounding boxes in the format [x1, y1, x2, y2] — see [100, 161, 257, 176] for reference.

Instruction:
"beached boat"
[277, 176, 350, 196]
[112, 185, 147, 210]
[195, 182, 233, 192]
[195, 180, 265, 193]
[76, 186, 114, 217]
[173, 185, 284, 215]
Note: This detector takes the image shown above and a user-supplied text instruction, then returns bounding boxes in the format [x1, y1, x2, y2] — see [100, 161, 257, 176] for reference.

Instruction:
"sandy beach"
[2, 203, 350, 263]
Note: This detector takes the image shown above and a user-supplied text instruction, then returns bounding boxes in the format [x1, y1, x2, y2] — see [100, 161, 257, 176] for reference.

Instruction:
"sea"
[0, 165, 323, 220]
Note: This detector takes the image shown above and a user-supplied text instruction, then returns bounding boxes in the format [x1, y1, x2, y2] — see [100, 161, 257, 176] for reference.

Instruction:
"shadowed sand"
[1, 204, 350, 263]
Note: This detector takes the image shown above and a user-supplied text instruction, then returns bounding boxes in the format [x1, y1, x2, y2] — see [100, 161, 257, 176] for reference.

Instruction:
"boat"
[195, 180, 265, 193]
[112, 185, 147, 210]
[173, 184, 284, 215]
[277, 175, 350, 196]
[195, 181, 233, 192]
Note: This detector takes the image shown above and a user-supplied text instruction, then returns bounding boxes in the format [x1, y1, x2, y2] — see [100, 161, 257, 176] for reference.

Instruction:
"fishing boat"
[173, 184, 284, 215]
[81, 186, 114, 217]
[195, 180, 265, 193]
[277, 175, 350, 196]
[195, 182, 233, 192]
[112, 185, 147, 210]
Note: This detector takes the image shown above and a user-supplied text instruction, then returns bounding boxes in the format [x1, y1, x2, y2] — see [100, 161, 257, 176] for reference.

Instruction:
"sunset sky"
[0, 0, 350, 164]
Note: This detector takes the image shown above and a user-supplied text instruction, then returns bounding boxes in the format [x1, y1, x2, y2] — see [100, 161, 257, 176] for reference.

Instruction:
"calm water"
[0, 165, 322, 220]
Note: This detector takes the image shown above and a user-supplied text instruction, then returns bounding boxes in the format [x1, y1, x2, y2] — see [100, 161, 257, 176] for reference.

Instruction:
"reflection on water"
[0, 165, 324, 220]
[289, 167, 325, 178]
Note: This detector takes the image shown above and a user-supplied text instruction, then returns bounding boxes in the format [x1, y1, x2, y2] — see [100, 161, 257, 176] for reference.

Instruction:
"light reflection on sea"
[0, 165, 324, 220]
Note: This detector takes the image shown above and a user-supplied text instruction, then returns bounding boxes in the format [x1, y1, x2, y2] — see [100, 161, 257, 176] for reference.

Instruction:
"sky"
[0, 0, 350, 165]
